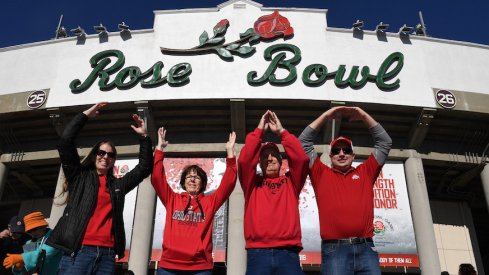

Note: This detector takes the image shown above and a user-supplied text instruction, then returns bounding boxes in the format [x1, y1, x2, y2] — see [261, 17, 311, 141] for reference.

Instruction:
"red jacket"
[238, 128, 309, 249]
[152, 149, 237, 270]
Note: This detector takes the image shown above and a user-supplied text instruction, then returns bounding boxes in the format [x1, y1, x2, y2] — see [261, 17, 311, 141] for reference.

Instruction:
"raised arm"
[58, 102, 107, 183]
[341, 107, 392, 165]
[213, 132, 237, 208]
[299, 106, 346, 168]
[119, 114, 153, 194]
[270, 112, 309, 195]
[130, 113, 148, 137]
[238, 111, 270, 198]
[151, 127, 174, 206]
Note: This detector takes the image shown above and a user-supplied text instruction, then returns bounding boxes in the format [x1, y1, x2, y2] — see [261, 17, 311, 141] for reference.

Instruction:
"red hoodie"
[152, 149, 237, 270]
[238, 128, 309, 249]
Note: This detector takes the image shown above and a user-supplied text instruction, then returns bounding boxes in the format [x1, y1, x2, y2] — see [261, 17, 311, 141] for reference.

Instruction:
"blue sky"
[0, 0, 488, 48]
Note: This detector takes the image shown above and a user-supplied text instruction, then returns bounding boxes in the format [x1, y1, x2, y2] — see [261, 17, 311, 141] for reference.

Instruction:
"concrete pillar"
[226, 180, 246, 275]
[48, 166, 67, 226]
[0, 163, 8, 201]
[481, 164, 489, 213]
[404, 157, 441, 274]
[128, 177, 156, 275]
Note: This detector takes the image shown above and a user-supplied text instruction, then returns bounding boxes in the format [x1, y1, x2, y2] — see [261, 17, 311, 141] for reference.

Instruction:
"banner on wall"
[112, 158, 140, 262]
[298, 160, 419, 267]
[151, 158, 229, 262]
[117, 157, 418, 267]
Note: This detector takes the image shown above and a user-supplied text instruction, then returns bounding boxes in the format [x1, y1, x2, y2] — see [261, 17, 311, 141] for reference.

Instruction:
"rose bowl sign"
[69, 11, 404, 94]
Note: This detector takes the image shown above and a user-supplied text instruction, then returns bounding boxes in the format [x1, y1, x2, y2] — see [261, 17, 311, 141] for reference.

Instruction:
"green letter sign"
[70, 50, 192, 93]
[248, 43, 403, 91]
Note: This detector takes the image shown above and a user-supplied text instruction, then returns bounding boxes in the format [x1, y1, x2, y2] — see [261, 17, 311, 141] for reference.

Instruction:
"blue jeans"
[57, 245, 115, 275]
[246, 248, 304, 275]
[157, 268, 212, 275]
[321, 240, 380, 275]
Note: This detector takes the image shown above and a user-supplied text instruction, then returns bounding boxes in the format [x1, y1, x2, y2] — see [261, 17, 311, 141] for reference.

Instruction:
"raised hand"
[83, 102, 108, 118]
[157, 127, 169, 150]
[257, 110, 272, 131]
[130, 114, 148, 136]
[226, 132, 236, 157]
[268, 111, 285, 134]
[324, 106, 347, 120]
[341, 107, 366, 121]
[341, 107, 377, 128]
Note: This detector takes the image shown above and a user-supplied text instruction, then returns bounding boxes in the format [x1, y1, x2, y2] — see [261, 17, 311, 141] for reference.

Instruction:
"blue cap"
[8, 215, 25, 233]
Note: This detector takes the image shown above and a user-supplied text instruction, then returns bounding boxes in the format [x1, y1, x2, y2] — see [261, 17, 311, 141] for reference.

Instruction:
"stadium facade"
[1, 1, 488, 274]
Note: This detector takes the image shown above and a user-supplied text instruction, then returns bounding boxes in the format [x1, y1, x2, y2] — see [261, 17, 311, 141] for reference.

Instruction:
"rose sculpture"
[160, 10, 294, 60]
[254, 10, 294, 39]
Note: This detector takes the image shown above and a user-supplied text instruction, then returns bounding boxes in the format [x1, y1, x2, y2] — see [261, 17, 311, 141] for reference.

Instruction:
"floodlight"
[57, 26, 68, 38]
[415, 23, 426, 36]
[118, 22, 130, 32]
[70, 26, 86, 38]
[398, 24, 414, 36]
[375, 22, 389, 33]
[94, 23, 107, 34]
[352, 20, 364, 30]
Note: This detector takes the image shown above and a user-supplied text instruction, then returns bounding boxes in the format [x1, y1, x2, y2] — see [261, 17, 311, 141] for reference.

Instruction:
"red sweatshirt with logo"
[238, 128, 309, 249]
[152, 149, 237, 270]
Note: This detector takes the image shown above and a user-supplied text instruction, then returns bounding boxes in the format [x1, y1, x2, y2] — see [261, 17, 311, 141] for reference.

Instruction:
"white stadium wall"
[0, 1, 488, 109]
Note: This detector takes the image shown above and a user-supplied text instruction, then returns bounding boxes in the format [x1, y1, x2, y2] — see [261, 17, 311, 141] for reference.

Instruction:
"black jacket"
[46, 113, 153, 258]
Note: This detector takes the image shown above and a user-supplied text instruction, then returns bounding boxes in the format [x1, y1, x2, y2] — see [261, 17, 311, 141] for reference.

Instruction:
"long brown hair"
[56, 140, 117, 205]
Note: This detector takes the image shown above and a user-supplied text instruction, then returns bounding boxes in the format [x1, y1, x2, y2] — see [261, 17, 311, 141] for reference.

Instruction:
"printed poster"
[113, 158, 139, 262]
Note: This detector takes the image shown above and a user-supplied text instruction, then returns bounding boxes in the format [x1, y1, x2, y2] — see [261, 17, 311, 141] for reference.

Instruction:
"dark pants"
[157, 268, 212, 275]
[321, 239, 380, 275]
[57, 245, 115, 275]
[245, 248, 304, 275]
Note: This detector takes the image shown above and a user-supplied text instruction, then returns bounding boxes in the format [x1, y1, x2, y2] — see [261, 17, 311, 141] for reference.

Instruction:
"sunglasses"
[331, 147, 353, 155]
[96, 149, 116, 159]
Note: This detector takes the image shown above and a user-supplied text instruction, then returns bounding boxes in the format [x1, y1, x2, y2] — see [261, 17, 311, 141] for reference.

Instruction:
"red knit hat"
[24, 212, 48, 232]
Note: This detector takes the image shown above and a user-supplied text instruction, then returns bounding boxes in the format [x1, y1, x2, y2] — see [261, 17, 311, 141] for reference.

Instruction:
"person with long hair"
[46, 102, 153, 274]
[152, 127, 237, 274]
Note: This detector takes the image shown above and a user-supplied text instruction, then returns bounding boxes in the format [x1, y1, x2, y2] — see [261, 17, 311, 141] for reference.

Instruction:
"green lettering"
[302, 64, 328, 87]
[115, 66, 141, 90]
[70, 49, 125, 93]
[376, 52, 403, 90]
[140, 61, 167, 88]
[167, 63, 192, 86]
[248, 43, 301, 86]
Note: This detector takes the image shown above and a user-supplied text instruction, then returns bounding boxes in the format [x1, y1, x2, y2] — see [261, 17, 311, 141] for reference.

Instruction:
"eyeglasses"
[96, 149, 116, 159]
[185, 175, 201, 181]
[331, 147, 353, 155]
